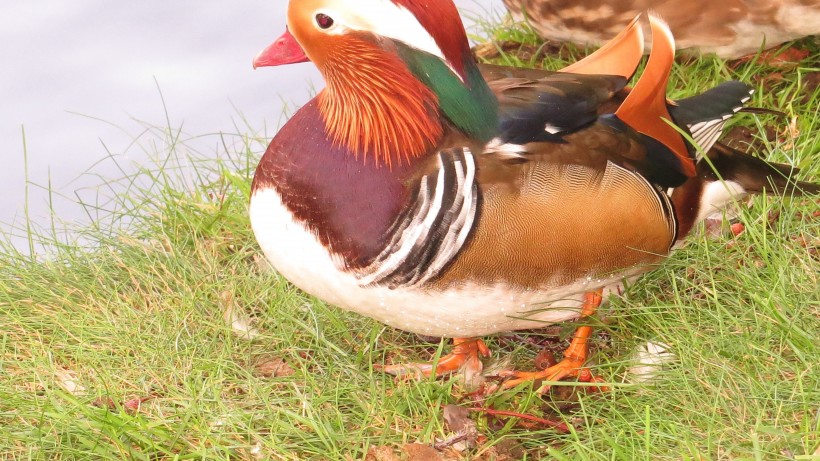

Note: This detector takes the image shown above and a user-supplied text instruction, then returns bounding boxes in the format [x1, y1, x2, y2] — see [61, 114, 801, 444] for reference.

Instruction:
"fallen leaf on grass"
[123, 395, 155, 413]
[252, 355, 295, 378]
[799, 72, 820, 104]
[627, 341, 675, 384]
[533, 348, 557, 370]
[92, 394, 156, 414]
[252, 254, 274, 274]
[91, 397, 116, 409]
[221, 291, 260, 340]
[402, 443, 443, 461]
[729, 46, 810, 69]
[437, 404, 480, 452]
[468, 438, 526, 461]
[364, 445, 400, 461]
[779, 116, 800, 150]
[55, 368, 85, 395]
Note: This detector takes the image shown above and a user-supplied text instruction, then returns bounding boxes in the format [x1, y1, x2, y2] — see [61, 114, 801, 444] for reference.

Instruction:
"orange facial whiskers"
[318, 36, 443, 168]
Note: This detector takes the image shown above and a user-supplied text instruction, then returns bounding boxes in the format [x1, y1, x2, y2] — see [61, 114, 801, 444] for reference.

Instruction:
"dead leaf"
[439, 404, 479, 452]
[364, 445, 400, 461]
[443, 404, 471, 433]
[55, 368, 85, 395]
[492, 439, 526, 460]
[252, 254, 274, 274]
[403, 443, 443, 461]
[729, 45, 809, 69]
[779, 116, 800, 150]
[221, 291, 260, 340]
[534, 348, 557, 370]
[253, 355, 295, 378]
[91, 397, 116, 409]
[628, 341, 675, 383]
[800, 72, 820, 104]
[123, 395, 155, 413]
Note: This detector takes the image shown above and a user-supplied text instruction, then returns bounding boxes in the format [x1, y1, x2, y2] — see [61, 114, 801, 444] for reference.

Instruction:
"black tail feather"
[670, 81, 754, 154]
[702, 142, 819, 195]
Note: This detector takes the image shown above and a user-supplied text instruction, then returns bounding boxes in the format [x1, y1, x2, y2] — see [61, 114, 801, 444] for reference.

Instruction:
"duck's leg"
[500, 289, 604, 392]
[380, 337, 491, 379]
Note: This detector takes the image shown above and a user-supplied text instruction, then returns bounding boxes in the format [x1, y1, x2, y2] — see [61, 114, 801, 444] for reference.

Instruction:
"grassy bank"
[1, 21, 819, 461]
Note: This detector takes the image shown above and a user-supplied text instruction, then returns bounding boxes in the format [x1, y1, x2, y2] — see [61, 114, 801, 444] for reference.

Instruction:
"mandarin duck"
[504, 0, 820, 58]
[249, 0, 818, 390]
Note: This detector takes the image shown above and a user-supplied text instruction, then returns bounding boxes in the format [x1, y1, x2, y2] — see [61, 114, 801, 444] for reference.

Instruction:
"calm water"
[0, 0, 503, 251]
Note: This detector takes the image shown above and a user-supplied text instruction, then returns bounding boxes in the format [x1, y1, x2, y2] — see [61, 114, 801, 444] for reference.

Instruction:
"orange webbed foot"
[498, 358, 607, 394]
[498, 290, 608, 394]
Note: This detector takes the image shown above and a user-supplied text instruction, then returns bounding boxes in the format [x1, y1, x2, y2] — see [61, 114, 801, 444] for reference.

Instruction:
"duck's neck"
[396, 44, 498, 144]
[318, 36, 443, 168]
[318, 37, 498, 168]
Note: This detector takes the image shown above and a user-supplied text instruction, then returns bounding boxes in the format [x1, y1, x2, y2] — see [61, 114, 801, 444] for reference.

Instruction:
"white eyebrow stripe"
[322, 0, 446, 62]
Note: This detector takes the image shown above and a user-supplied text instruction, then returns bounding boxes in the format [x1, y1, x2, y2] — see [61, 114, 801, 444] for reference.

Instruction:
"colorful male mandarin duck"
[250, 0, 817, 389]
[504, 0, 820, 58]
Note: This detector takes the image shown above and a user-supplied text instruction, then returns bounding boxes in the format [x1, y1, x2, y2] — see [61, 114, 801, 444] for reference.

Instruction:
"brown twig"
[433, 432, 471, 451]
[469, 407, 570, 433]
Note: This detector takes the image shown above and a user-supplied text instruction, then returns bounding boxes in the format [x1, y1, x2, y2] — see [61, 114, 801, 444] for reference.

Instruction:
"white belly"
[249, 187, 632, 337]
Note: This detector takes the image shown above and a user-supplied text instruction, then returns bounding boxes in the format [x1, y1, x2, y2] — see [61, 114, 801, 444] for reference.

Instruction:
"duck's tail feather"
[669, 81, 754, 155]
[671, 142, 817, 237]
[702, 142, 819, 196]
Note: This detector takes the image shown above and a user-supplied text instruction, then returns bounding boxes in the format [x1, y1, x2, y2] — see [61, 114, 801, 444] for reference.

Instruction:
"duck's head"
[254, 0, 497, 168]
[255, 0, 471, 78]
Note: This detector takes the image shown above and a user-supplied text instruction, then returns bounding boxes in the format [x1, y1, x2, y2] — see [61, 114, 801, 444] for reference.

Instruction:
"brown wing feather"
[432, 150, 676, 290]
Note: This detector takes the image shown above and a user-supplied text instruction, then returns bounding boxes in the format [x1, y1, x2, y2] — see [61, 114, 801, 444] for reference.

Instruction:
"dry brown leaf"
[439, 404, 479, 452]
[55, 368, 85, 395]
[253, 356, 295, 378]
[364, 445, 400, 461]
[123, 395, 155, 413]
[534, 348, 557, 370]
[443, 404, 471, 433]
[402, 443, 443, 461]
[221, 291, 260, 340]
[780, 116, 800, 150]
[491, 439, 526, 460]
[91, 397, 116, 409]
[252, 254, 274, 274]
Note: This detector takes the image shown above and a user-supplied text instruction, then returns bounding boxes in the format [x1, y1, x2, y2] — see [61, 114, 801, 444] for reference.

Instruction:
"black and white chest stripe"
[357, 148, 478, 288]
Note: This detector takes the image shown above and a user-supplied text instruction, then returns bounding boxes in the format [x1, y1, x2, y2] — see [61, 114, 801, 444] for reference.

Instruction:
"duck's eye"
[315, 13, 334, 29]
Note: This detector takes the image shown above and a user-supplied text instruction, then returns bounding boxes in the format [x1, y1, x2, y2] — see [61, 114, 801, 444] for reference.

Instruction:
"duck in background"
[249, 0, 818, 391]
[503, 0, 820, 58]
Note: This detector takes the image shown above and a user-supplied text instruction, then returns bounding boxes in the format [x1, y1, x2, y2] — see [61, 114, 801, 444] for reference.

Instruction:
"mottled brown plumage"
[504, 0, 820, 58]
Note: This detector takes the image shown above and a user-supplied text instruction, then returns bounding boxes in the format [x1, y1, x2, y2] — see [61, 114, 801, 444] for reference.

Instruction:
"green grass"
[2, 17, 819, 461]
